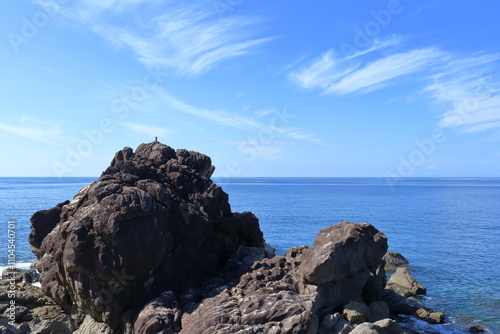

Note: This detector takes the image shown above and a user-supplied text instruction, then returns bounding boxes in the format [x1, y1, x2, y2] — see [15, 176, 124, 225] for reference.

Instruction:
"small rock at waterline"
[469, 325, 485, 333]
[386, 267, 427, 297]
[383, 251, 409, 270]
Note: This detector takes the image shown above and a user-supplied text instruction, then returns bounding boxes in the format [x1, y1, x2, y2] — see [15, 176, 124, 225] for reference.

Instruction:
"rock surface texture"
[15, 142, 449, 333]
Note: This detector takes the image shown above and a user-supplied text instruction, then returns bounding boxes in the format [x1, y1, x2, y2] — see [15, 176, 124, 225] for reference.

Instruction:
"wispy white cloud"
[462, 120, 500, 133]
[120, 122, 170, 137]
[39, 0, 271, 76]
[326, 48, 444, 95]
[0, 122, 61, 142]
[290, 38, 500, 134]
[41, 66, 90, 86]
[290, 40, 444, 96]
[290, 36, 404, 92]
[343, 34, 404, 60]
[233, 91, 244, 101]
[423, 54, 500, 133]
[156, 89, 260, 130]
[155, 88, 317, 143]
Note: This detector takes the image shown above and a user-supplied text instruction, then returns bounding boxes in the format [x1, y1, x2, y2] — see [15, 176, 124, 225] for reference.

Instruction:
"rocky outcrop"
[24, 142, 450, 333]
[180, 221, 388, 334]
[29, 142, 265, 330]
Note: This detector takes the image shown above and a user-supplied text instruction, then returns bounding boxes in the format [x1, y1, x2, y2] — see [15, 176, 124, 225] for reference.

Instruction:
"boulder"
[349, 319, 403, 334]
[29, 143, 265, 330]
[382, 289, 423, 315]
[469, 324, 486, 333]
[374, 319, 404, 334]
[349, 322, 380, 334]
[318, 313, 342, 334]
[300, 222, 388, 285]
[369, 301, 390, 322]
[386, 267, 426, 297]
[73, 315, 114, 334]
[299, 222, 388, 316]
[330, 318, 354, 334]
[383, 252, 409, 271]
[415, 308, 445, 324]
[342, 300, 370, 324]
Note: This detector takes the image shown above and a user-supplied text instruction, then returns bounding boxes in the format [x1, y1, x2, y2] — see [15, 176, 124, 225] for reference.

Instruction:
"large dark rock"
[27, 142, 431, 333]
[299, 222, 387, 286]
[386, 267, 427, 298]
[29, 142, 265, 330]
[298, 222, 388, 317]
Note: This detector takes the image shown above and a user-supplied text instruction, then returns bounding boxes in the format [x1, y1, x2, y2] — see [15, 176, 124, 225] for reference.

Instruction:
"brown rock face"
[300, 222, 388, 285]
[298, 222, 388, 316]
[28, 142, 393, 333]
[29, 142, 264, 330]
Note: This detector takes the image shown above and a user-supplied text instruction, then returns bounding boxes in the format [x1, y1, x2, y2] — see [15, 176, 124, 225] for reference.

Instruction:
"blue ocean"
[1, 177, 499, 333]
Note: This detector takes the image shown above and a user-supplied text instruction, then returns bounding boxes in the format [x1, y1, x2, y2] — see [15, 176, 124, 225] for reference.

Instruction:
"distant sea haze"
[0, 177, 499, 333]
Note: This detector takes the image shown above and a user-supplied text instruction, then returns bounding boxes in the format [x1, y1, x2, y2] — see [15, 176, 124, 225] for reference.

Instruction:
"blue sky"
[1, 0, 499, 178]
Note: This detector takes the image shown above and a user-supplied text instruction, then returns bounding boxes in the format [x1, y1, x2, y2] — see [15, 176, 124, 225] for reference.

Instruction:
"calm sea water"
[0, 177, 499, 333]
